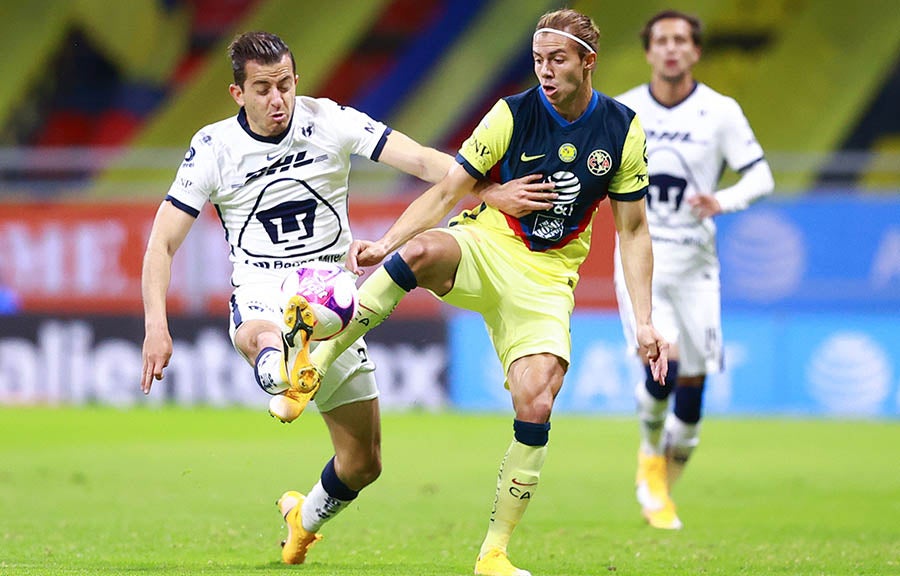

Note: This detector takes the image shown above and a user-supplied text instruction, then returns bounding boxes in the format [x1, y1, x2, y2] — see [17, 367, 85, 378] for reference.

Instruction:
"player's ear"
[583, 51, 597, 71]
[229, 83, 245, 107]
[687, 45, 701, 68]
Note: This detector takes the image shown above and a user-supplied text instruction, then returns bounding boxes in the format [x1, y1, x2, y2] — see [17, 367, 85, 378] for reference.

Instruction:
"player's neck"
[554, 85, 594, 122]
[649, 76, 696, 108]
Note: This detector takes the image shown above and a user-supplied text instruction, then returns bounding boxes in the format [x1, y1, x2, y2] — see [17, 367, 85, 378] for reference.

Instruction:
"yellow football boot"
[474, 549, 532, 576]
[636, 452, 683, 530]
[277, 491, 323, 564]
[269, 295, 321, 423]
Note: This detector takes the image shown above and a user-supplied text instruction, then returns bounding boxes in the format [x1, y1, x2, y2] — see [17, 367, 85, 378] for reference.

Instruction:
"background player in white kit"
[139, 31, 553, 565]
[613, 10, 774, 529]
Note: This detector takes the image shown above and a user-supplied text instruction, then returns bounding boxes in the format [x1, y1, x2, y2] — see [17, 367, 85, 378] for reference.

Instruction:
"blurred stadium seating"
[0, 0, 896, 197]
[1, 0, 899, 415]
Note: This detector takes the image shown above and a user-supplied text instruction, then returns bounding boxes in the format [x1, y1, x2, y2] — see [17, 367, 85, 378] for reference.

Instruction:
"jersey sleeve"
[719, 97, 765, 172]
[165, 131, 220, 217]
[320, 98, 390, 160]
[608, 114, 649, 201]
[456, 99, 514, 179]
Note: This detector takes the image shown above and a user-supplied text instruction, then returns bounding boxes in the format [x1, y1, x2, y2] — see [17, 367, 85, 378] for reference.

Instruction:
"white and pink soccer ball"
[280, 262, 358, 341]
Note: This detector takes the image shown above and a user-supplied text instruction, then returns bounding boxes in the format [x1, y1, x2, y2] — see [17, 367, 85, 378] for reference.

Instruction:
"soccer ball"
[280, 262, 358, 341]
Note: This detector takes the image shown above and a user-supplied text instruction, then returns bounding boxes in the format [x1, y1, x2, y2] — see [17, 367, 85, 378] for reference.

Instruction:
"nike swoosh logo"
[520, 153, 545, 162]
[267, 152, 282, 161]
[511, 478, 538, 486]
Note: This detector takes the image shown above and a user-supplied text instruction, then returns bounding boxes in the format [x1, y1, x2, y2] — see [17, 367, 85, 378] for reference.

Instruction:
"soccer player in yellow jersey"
[275, 9, 669, 576]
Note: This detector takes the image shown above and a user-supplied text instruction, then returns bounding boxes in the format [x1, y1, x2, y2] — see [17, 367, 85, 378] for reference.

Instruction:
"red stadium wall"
[0, 200, 618, 315]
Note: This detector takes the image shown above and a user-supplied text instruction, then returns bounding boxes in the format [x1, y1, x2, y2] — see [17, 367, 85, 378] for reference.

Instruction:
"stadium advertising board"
[717, 195, 900, 311]
[449, 311, 900, 417]
[0, 316, 447, 410]
[448, 194, 900, 416]
[0, 200, 620, 315]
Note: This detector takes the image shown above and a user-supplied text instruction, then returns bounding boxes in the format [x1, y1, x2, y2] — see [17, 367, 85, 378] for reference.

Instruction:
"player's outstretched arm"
[140, 201, 195, 394]
[377, 130, 455, 184]
[345, 164, 478, 274]
[611, 196, 668, 384]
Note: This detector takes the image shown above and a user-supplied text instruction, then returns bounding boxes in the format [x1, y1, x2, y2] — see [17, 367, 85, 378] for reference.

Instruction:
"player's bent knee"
[398, 236, 434, 267]
[339, 450, 382, 487]
[515, 397, 554, 423]
[401, 231, 458, 268]
[234, 320, 281, 362]
[347, 458, 382, 490]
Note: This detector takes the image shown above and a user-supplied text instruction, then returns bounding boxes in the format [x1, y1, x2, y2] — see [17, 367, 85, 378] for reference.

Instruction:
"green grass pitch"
[1, 407, 898, 575]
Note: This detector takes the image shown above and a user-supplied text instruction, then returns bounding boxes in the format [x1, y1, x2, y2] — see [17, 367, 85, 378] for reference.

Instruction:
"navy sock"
[384, 253, 418, 291]
[645, 360, 678, 400]
[673, 382, 705, 424]
[321, 456, 359, 501]
[513, 419, 550, 447]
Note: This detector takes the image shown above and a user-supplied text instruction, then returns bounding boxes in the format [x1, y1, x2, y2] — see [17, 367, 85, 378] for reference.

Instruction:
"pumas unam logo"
[587, 149, 612, 175]
[558, 143, 577, 163]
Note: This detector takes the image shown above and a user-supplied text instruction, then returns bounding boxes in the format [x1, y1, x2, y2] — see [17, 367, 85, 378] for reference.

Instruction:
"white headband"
[533, 28, 596, 54]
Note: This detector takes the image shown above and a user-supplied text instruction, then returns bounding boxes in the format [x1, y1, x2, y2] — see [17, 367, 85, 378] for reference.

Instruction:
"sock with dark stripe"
[301, 457, 359, 532]
[310, 260, 411, 373]
[479, 420, 550, 555]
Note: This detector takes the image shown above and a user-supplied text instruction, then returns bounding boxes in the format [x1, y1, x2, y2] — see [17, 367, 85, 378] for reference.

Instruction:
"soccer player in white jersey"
[613, 10, 775, 529]
[139, 31, 550, 566]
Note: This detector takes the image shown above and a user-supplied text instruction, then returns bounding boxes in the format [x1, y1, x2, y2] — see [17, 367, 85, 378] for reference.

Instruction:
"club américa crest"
[587, 149, 612, 176]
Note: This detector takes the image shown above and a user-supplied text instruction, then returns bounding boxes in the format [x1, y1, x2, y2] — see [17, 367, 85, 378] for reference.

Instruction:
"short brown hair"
[640, 10, 703, 51]
[228, 31, 296, 87]
[536, 8, 600, 57]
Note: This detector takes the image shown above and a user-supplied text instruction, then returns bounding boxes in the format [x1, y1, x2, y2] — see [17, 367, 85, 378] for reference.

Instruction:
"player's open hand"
[480, 174, 557, 218]
[141, 327, 172, 394]
[637, 324, 669, 385]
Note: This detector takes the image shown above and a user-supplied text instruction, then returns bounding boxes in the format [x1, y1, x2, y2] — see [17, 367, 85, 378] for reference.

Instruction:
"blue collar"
[538, 88, 599, 128]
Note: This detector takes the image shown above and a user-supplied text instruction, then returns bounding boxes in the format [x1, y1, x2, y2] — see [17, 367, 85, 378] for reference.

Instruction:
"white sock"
[255, 347, 288, 394]
[664, 413, 700, 486]
[301, 480, 352, 533]
[635, 382, 669, 455]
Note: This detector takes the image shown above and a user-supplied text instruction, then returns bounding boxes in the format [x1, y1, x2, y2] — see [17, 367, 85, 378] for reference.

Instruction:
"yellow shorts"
[434, 222, 576, 376]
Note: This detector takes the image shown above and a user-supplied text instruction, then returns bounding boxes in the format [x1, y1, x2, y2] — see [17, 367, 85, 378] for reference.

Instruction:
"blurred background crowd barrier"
[1, 0, 898, 416]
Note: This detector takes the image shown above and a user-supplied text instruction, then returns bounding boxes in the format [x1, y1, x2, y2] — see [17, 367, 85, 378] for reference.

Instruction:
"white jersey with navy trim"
[166, 96, 389, 287]
[615, 82, 764, 275]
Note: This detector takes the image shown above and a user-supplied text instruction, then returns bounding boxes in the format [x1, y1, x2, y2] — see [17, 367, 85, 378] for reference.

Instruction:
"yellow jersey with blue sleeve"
[454, 86, 648, 273]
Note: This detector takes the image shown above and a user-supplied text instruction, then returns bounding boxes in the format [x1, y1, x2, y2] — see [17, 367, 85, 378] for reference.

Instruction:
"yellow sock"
[479, 439, 547, 555]
[310, 266, 407, 373]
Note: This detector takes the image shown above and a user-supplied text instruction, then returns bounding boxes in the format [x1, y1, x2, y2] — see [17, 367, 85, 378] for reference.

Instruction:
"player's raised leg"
[268, 294, 320, 422]
[307, 253, 417, 379]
